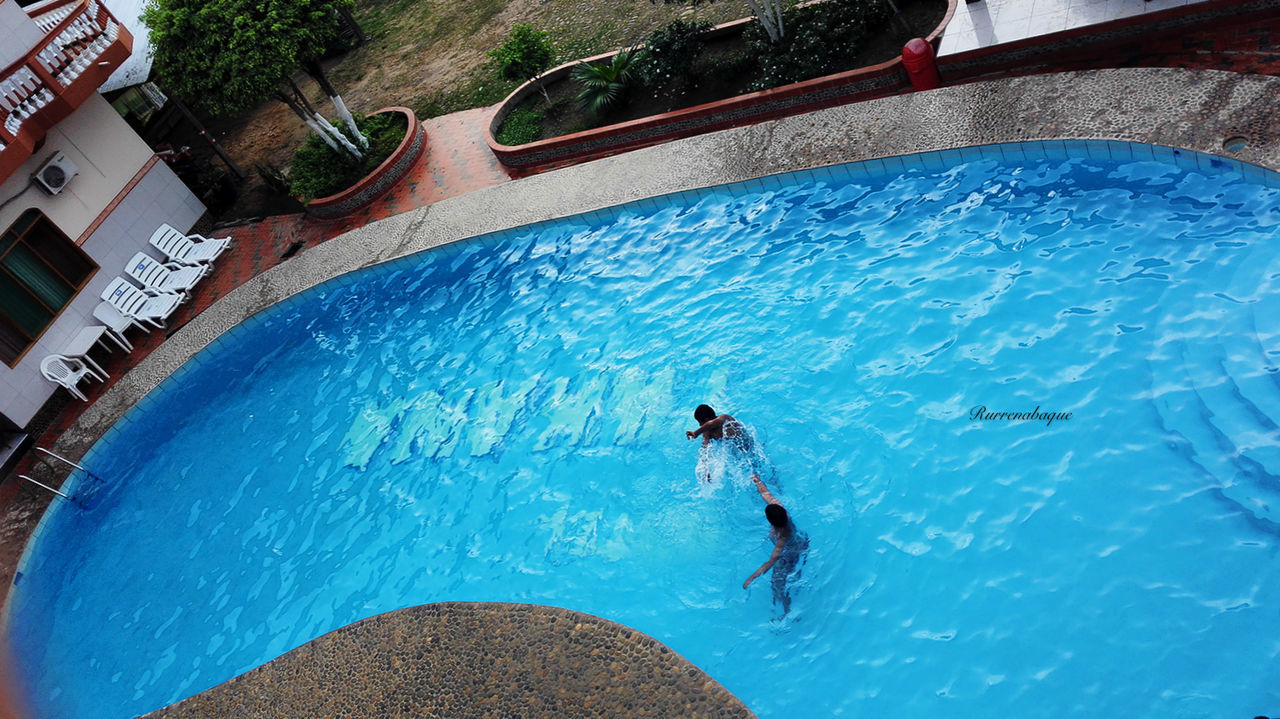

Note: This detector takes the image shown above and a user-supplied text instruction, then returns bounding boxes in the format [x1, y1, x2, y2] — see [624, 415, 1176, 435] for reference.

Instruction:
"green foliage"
[489, 24, 555, 82]
[142, 0, 354, 114]
[494, 106, 545, 146]
[572, 48, 643, 117]
[289, 112, 406, 200]
[355, 0, 416, 40]
[702, 49, 757, 89]
[744, 0, 891, 90]
[637, 19, 713, 90]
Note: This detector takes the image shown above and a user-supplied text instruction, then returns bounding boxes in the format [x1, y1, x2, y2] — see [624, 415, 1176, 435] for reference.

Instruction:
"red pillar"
[902, 38, 941, 91]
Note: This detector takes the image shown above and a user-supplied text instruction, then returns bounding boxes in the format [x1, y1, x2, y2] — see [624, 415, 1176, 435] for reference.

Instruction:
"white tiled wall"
[0, 160, 204, 429]
[939, 0, 1209, 55]
[0, 0, 43, 69]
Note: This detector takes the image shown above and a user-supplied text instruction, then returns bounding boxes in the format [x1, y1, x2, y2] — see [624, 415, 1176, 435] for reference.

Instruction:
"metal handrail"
[33, 446, 103, 483]
[16, 474, 71, 501]
[35, 446, 87, 473]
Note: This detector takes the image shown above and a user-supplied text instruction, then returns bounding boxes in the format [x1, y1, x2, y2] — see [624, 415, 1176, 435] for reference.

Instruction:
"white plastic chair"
[123, 251, 205, 301]
[100, 277, 183, 329]
[40, 354, 104, 401]
[148, 223, 231, 267]
[92, 301, 139, 346]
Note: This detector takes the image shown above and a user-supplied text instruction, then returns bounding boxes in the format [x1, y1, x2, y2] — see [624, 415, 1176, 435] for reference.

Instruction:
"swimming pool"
[9, 142, 1280, 718]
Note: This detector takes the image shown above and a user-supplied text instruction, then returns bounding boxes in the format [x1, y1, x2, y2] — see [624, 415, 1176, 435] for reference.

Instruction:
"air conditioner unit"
[32, 152, 78, 195]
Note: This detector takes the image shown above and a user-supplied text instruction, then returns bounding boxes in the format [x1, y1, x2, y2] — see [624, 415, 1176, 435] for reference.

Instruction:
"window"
[0, 210, 97, 367]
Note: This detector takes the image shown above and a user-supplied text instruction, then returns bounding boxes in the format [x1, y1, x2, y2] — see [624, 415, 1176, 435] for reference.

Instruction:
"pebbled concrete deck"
[5, 68, 1280, 715]
[144, 603, 755, 719]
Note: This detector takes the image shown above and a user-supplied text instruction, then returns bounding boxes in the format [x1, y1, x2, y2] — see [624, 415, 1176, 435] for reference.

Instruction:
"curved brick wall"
[487, 0, 1277, 171]
[487, 0, 957, 169]
[143, 602, 757, 718]
[307, 107, 427, 220]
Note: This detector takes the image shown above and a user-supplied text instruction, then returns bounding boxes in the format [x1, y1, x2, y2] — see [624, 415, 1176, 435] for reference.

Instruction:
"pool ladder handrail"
[14, 447, 103, 505]
[16, 474, 72, 501]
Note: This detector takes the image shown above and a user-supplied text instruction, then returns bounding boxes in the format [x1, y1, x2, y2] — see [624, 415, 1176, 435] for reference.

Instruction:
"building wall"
[0, 94, 205, 430]
[0, 0, 42, 69]
[0, 95, 158, 240]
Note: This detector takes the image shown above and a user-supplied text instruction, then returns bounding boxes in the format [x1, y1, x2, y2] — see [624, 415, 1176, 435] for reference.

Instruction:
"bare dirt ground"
[204, 0, 752, 220]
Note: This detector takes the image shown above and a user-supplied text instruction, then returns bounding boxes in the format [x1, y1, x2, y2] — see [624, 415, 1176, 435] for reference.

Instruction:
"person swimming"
[742, 473, 808, 616]
[686, 404, 772, 484]
[685, 404, 748, 448]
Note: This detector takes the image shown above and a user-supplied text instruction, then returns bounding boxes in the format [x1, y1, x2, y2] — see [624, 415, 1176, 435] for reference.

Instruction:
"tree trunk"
[337, 6, 366, 44]
[303, 59, 367, 149]
[745, 0, 785, 43]
[275, 85, 362, 161]
[275, 89, 342, 155]
[168, 95, 245, 180]
[289, 79, 363, 159]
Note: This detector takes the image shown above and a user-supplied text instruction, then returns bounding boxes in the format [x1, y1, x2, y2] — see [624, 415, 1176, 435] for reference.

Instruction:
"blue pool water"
[9, 143, 1280, 718]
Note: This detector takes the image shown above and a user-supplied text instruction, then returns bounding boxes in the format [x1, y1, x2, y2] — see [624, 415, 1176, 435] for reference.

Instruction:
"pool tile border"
[7, 67, 1280, 715]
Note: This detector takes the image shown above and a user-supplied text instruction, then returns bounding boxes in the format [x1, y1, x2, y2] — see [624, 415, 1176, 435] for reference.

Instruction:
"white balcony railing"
[0, 0, 123, 149]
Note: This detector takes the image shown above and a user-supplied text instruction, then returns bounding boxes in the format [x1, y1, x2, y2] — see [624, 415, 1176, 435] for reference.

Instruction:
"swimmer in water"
[686, 404, 767, 483]
[742, 473, 808, 616]
[685, 404, 746, 448]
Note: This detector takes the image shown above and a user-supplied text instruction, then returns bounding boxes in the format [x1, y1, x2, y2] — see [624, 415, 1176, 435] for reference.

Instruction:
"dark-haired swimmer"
[686, 403, 768, 483]
[685, 404, 747, 448]
[742, 473, 808, 616]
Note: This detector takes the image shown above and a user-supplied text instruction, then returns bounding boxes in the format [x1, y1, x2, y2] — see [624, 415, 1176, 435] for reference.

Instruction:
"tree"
[572, 48, 642, 117]
[142, 0, 368, 160]
[490, 24, 556, 104]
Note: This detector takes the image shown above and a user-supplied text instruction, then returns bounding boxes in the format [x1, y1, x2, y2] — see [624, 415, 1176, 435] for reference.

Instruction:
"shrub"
[490, 24, 555, 102]
[289, 112, 407, 200]
[572, 48, 643, 117]
[495, 106, 545, 146]
[702, 50, 756, 89]
[637, 19, 713, 91]
[745, 0, 892, 90]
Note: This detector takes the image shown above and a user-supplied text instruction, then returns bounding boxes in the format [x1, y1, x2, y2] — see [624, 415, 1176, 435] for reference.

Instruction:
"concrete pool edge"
[6, 66, 1280, 714]
[140, 602, 757, 718]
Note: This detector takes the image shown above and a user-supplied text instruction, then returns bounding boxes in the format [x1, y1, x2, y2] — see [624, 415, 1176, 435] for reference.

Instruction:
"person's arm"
[685, 414, 733, 440]
[743, 535, 787, 589]
[751, 473, 778, 505]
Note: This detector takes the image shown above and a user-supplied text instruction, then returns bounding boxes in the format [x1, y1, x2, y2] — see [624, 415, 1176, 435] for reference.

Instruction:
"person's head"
[694, 404, 716, 424]
[765, 503, 789, 529]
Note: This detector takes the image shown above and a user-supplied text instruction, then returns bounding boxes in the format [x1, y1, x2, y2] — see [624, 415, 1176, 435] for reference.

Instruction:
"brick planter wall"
[306, 107, 426, 220]
[486, 1, 957, 170]
[487, 0, 1279, 172]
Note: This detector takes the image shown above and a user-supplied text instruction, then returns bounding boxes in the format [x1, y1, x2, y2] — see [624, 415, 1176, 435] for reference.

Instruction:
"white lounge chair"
[148, 223, 231, 267]
[100, 277, 183, 329]
[123, 251, 205, 301]
[40, 354, 104, 401]
[92, 301, 140, 346]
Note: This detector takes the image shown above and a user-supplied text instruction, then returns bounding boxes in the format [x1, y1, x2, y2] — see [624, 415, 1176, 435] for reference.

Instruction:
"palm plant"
[572, 48, 643, 117]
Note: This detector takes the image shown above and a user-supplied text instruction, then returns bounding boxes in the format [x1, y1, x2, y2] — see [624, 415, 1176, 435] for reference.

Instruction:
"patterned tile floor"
[939, 0, 1214, 54]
